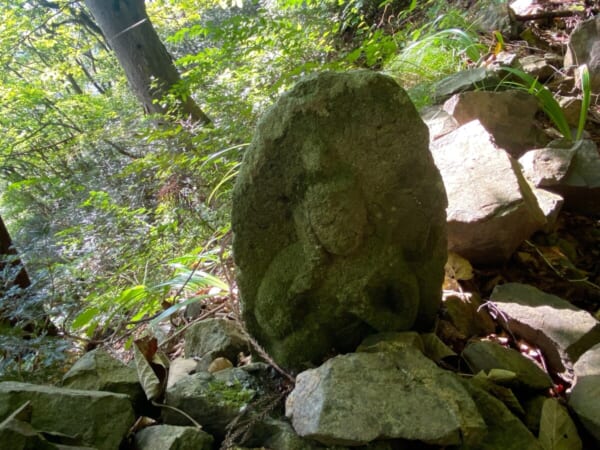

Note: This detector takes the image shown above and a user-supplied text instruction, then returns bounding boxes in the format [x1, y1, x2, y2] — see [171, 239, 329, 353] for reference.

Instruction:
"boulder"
[431, 120, 546, 264]
[184, 318, 250, 363]
[134, 425, 213, 450]
[232, 70, 448, 370]
[467, 0, 514, 36]
[164, 367, 258, 437]
[61, 349, 147, 415]
[285, 348, 486, 447]
[0, 406, 60, 450]
[462, 340, 552, 390]
[442, 90, 541, 157]
[564, 15, 600, 92]
[489, 283, 600, 374]
[519, 139, 600, 216]
[0, 382, 134, 450]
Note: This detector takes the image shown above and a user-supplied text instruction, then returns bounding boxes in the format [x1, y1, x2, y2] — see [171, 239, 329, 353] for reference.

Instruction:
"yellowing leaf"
[445, 252, 474, 281]
[539, 398, 582, 450]
[134, 336, 170, 401]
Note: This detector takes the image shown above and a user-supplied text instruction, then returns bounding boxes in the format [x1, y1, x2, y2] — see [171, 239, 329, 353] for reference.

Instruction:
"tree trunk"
[0, 214, 30, 289]
[84, 0, 211, 125]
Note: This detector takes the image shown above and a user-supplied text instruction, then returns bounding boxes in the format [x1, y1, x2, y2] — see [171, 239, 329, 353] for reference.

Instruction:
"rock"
[519, 139, 600, 216]
[0, 411, 59, 450]
[356, 331, 424, 354]
[61, 349, 147, 415]
[232, 70, 448, 370]
[208, 357, 234, 373]
[134, 425, 213, 450]
[0, 382, 134, 450]
[184, 318, 250, 363]
[442, 90, 541, 157]
[509, 0, 543, 18]
[459, 380, 543, 450]
[557, 95, 583, 127]
[467, 0, 514, 36]
[285, 348, 486, 447]
[489, 283, 600, 374]
[462, 340, 552, 390]
[520, 54, 558, 82]
[530, 188, 563, 232]
[164, 367, 258, 437]
[574, 342, 600, 378]
[167, 357, 199, 389]
[431, 120, 546, 264]
[421, 105, 459, 141]
[564, 16, 600, 92]
[433, 67, 502, 101]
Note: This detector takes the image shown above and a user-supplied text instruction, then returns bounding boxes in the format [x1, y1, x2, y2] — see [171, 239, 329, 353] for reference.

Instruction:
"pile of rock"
[4, 23, 600, 446]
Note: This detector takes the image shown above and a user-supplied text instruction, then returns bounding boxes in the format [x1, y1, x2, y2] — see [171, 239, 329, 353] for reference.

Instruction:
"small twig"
[151, 400, 202, 429]
[524, 240, 600, 291]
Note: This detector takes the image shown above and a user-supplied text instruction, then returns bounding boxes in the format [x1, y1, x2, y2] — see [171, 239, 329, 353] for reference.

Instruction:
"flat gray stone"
[489, 283, 600, 374]
[232, 70, 447, 370]
[431, 120, 546, 264]
[433, 68, 502, 101]
[184, 318, 250, 362]
[134, 425, 213, 450]
[62, 349, 146, 414]
[443, 90, 541, 157]
[564, 15, 600, 93]
[519, 139, 600, 215]
[0, 382, 133, 450]
[286, 349, 486, 447]
[164, 368, 257, 437]
[521, 54, 557, 82]
[462, 340, 552, 390]
[574, 343, 600, 378]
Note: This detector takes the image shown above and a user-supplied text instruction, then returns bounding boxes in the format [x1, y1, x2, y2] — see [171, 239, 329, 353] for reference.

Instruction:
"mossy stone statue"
[232, 71, 447, 370]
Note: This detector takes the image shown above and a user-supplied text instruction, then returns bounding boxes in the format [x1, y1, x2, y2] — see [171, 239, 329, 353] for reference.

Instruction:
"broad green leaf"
[538, 398, 582, 450]
[71, 307, 100, 329]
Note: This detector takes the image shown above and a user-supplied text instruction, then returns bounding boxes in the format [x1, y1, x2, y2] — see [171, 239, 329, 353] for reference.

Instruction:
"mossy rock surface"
[232, 70, 448, 370]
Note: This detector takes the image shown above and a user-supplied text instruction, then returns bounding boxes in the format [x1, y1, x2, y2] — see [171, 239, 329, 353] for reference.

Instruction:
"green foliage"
[0, 0, 514, 380]
[500, 66, 591, 142]
[384, 3, 484, 107]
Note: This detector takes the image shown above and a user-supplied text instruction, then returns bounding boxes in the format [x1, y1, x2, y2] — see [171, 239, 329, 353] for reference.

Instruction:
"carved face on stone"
[232, 71, 448, 370]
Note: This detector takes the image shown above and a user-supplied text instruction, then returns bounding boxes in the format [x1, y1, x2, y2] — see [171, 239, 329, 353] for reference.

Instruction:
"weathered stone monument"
[232, 71, 447, 370]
